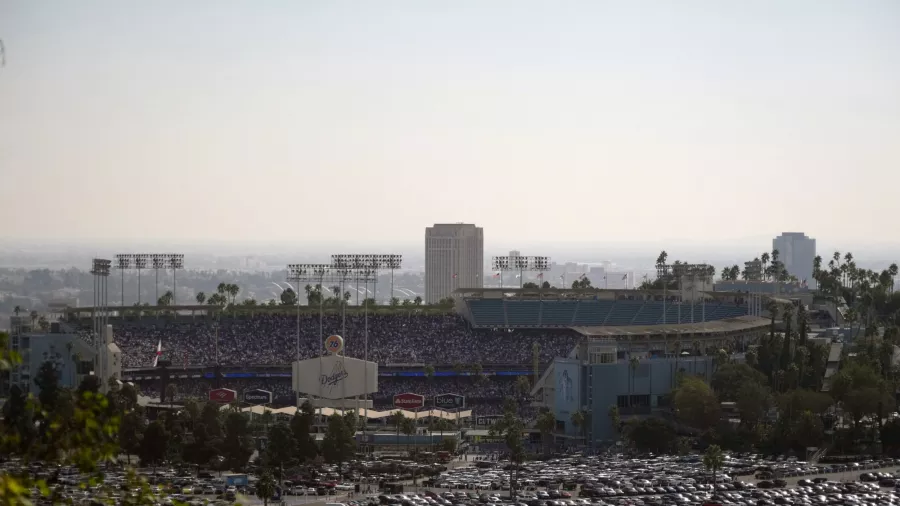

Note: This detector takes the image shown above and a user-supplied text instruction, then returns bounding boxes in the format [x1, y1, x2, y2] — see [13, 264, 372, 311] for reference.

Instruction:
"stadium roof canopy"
[237, 405, 472, 420]
[571, 315, 769, 337]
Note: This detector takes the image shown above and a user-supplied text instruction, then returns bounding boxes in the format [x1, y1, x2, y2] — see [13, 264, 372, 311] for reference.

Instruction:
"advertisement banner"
[393, 392, 425, 409]
[292, 355, 378, 399]
[475, 415, 503, 426]
[243, 389, 273, 405]
[434, 393, 465, 409]
[553, 359, 581, 418]
[208, 388, 237, 404]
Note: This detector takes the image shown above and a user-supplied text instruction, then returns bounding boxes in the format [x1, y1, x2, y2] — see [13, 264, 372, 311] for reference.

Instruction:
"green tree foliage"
[138, 421, 168, 467]
[711, 363, 768, 401]
[256, 468, 277, 506]
[626, 418, 677, 453]
[703, 445, 724, 491]
[321, 413, 356, 467]
[222, 411, 254, 470]
[489, 399, 526, 499]
[673, 376, 720, 429]
[290, 401, 319, 462]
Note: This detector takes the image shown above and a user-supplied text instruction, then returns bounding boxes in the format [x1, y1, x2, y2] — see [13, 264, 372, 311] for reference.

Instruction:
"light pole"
[167, 254, 184, 306]
[133, 254, 148, 307]
[115, 254, 132, 308]
[150, 254, 166, 304]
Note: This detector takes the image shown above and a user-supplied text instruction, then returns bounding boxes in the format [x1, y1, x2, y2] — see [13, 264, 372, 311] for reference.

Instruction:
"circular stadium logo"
[324, 335, 344, 355]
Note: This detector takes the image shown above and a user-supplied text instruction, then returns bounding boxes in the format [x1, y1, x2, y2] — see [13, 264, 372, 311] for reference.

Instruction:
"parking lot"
[378, 454, 900, 506]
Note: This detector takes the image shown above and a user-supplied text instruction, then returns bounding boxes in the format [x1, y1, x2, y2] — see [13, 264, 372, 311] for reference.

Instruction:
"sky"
[1, 1, 898, 251]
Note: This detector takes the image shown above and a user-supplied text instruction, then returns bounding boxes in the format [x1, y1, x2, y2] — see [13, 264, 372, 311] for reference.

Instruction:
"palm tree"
[13, 305, 21, 316]
[390, 411, 404, 449]
[165, 383, 177, 408]
[608, 405, 621, 441]
[413, 296, 422, 306]
[761, 252, 770, 281]
[628, 356, 639, 408]
[536, 410, 556, 455]
[703, 444, 724, 495]
[256, 468, 276, 506]
[401, 417, 416, 466]
[570, 410, 586, 445]
[29, 310, 38, 327]
[195, 292, 206, 304]
[37, 316, 49, 332]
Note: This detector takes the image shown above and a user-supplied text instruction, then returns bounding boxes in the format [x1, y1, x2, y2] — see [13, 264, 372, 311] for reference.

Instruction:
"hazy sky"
[1, 1, 898, 249]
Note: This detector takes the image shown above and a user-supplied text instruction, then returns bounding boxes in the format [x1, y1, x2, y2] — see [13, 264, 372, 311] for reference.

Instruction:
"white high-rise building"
[773, 232, 817, 286]
[425, 223, 484, 304]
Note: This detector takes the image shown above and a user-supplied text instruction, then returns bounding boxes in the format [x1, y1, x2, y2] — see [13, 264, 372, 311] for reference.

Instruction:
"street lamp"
[133, 254, 148, 306]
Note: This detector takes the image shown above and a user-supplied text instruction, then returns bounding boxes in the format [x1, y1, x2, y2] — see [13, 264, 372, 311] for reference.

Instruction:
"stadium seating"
[505, 300, 541, 326]
[465, 298, 748, 328]
[571, 300, 614, 326]
[467, 299, 506, 326]
[540, 300, 578, 326]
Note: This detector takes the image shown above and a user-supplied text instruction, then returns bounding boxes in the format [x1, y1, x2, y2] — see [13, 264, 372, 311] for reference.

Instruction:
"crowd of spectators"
[110, 314, 578, 368]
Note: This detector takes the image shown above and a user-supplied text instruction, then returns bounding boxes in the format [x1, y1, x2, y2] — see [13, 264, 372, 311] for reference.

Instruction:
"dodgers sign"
[434, 393, 465, 409]
[243, 389, 273, 405]
[293, 355, 378, 399]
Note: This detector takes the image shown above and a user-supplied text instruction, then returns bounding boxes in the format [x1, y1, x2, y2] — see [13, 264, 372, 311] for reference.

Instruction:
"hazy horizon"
[2, 1, 898, 247]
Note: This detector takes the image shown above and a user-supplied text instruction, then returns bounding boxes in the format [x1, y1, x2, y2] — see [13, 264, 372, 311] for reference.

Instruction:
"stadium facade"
[456, 287, 770, 443]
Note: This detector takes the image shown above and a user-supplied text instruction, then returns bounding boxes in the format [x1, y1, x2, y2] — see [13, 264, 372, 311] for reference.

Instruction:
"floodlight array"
[90, 259, 112, 276]
[115, 254, 132, 270]
[491, 255, 550, 271]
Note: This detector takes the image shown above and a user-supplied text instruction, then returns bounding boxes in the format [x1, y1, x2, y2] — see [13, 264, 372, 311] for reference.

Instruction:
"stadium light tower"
[167, 254, 184, 305]
[90, 259, 111, 342]
[133, 254, 148, 306]
[115, 254, 132, 307]
[150, 254, 166, 304]
[492, 255, 550, 288]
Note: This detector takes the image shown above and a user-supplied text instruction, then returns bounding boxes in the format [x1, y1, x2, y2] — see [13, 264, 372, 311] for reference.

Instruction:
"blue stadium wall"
[552, 356, 716, 442]
[466, 299, 747, 328]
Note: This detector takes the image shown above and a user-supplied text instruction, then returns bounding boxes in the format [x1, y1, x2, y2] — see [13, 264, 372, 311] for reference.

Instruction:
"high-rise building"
[773, 232, 817, 286]
[425, 223, 484, 304]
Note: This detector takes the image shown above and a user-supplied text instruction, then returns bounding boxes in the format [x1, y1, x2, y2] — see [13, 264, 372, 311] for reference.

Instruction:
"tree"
[221, 411, 254, 470]
[256, 468, 277, 506]
[626, 418, 676, 453]
[119, 408, 146, 464]
[703, 444, 724, 491]
[608, 405, 621, 439]
[34, 361, 61, 410]
[535, 409, 555, 455]
[571, 410, 585, 442]
[291, 401, 318, 462]
[414, 295, 423, 306]
[77, 374, 102, 395]
[165, 383, 177, 407]
[321, 413, 356, 468]
[489, 399, 526, 499]
[139, 421, 168, 468]
[280, 287, 298, 306]
[195, 291, 206, 304]
[267, 423, 295, 480]
[673, 376, 720, 430]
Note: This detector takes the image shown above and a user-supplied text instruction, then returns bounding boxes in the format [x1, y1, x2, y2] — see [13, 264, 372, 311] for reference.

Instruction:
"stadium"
[52, 279, 770, 447]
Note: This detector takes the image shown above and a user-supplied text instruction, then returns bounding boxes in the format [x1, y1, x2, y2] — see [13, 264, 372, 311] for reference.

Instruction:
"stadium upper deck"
[456, 287, 750, 329]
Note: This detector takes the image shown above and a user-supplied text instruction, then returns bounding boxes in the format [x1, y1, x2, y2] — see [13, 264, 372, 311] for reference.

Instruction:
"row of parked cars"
[400, 454, 900, 506]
